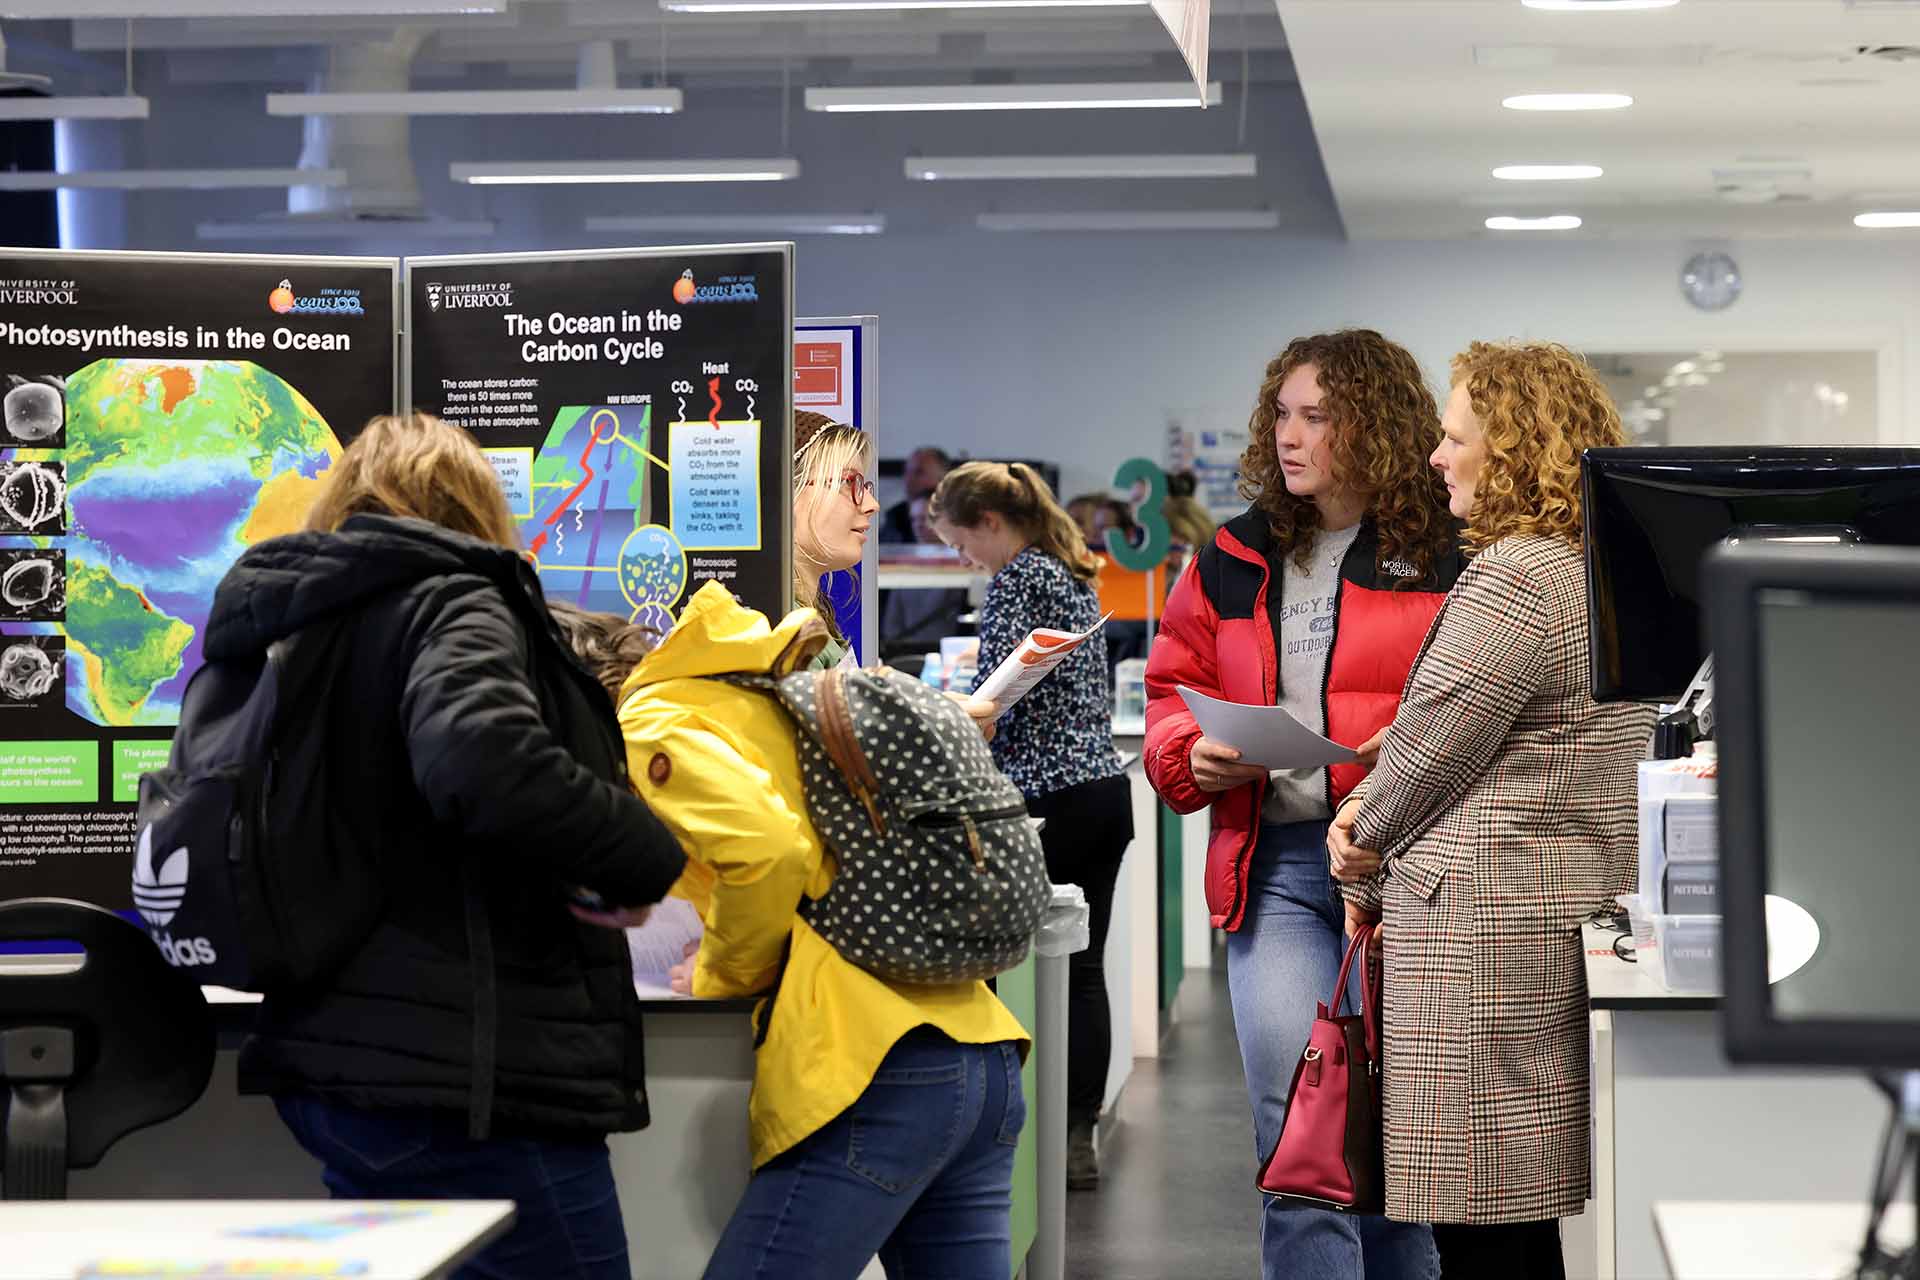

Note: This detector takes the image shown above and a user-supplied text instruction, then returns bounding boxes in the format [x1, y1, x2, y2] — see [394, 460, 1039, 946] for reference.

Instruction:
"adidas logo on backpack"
[132, 824, 218, 968]
[718, 655, 1050, 985]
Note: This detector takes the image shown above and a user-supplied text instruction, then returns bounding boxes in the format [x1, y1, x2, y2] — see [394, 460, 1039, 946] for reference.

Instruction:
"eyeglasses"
[811, 468, 876, 503]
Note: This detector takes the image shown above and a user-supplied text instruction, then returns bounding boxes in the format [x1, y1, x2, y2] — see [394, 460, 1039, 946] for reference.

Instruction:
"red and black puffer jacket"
[1144, 508, 1463, 931]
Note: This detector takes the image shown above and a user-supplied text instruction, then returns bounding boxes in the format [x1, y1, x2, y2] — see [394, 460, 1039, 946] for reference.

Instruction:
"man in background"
[881, 447, 953, 543]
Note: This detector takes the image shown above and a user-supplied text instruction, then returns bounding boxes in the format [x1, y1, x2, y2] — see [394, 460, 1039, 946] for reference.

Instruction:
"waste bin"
[1029, 881, 1090, 1280]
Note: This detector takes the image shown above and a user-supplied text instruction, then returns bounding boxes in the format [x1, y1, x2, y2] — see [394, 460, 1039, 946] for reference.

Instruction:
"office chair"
[0, 897, 215, 1199]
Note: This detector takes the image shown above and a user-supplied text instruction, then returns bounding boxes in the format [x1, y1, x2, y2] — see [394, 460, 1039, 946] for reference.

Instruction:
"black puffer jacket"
[209, 514, 685, 1136]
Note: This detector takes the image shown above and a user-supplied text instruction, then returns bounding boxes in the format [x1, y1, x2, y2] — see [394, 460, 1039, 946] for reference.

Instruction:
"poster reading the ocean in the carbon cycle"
[0, 250, 397, 914]
[406, 247, 794, 635]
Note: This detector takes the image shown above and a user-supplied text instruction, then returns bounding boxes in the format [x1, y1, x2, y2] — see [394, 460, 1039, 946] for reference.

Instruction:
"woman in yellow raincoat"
[617, 415, 1029, 1279]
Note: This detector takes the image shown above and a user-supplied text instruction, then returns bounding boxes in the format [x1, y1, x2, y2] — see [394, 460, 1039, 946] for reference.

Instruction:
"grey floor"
[1064, 965, 1260, 1280]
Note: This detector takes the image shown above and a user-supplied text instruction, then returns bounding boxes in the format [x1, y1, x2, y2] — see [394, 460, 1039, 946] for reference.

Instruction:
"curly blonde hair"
[1237, 330, 1453, 582]
[1449, 341, 1629, 552]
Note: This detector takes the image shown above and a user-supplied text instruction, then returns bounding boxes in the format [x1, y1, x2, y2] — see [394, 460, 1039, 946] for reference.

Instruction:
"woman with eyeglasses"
[929, 461, 1132, 1191]
[791, 411, 880, 670]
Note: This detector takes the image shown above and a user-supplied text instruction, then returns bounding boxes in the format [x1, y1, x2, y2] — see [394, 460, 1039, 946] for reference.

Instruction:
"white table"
[0, 1200, 515, 1280]
[1655, 1201, 1912, 1280]
[1584, 925, 1890, 1280]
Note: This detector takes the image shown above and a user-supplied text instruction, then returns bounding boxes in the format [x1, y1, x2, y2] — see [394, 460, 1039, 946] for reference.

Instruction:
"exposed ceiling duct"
[288, 30, 428, 219]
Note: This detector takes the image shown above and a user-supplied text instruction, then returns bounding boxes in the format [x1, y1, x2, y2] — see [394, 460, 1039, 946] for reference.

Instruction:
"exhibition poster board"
[796, 315, 878, 665]
[406, 246, 795, 631]
[0, 248, 398, 913]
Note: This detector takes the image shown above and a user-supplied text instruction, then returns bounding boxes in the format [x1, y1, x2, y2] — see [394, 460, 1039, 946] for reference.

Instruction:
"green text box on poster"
[112, 741, 173, 804]
[0, 742, 100, 804]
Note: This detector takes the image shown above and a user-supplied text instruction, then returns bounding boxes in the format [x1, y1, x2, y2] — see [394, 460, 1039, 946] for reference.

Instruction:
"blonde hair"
[547, 601, 656, 704]
[929, 462, 1100, 583]
[307, 411, 519, 549]
[1450, 341, 1629, 552]
[792, 411, 872, 639]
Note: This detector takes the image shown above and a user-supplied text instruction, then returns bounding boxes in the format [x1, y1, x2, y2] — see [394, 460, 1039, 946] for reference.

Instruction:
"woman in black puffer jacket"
[206, 412, 685, 1280]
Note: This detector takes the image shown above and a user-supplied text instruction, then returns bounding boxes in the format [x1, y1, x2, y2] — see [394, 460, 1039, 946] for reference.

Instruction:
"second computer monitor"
[1582, 446, 1920, 703]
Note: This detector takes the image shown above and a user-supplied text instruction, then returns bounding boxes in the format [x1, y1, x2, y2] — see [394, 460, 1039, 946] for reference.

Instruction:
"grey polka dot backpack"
[720, 654, 1050, 985]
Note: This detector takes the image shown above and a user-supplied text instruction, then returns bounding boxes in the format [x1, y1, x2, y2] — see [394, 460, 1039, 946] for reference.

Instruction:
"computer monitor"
[1582, 446, 1920, 703]
[1709, 542, 1920, 1068]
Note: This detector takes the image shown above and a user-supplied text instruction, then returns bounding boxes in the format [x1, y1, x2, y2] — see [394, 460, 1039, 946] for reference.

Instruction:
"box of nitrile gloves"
[1638, 755, 1718, 913]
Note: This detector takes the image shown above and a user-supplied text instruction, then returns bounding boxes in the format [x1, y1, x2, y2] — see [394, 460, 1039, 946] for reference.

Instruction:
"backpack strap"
[814, 667, 886, 835]
[462, 864, 498, 1141]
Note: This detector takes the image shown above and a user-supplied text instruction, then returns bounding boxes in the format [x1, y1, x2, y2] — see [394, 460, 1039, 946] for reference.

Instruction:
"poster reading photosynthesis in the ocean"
[0, 249, 397, 912]
[406, 246, 794, 632]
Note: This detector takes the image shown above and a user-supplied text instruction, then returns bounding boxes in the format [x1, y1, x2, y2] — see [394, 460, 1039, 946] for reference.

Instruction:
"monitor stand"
[1654, 655, 1715, 760]
[1854, 1071, 1920, 1279]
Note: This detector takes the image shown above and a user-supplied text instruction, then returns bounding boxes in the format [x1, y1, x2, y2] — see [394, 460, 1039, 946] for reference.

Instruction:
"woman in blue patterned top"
[929, 461, 1132, 1191]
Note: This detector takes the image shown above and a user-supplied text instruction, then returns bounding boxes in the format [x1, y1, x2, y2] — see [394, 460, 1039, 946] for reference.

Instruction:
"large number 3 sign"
[1104, 457, 1171, 572]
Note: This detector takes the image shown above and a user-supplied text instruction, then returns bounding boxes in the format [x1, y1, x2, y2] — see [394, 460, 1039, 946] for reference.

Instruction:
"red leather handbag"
[1255, 922, 1384, 1212]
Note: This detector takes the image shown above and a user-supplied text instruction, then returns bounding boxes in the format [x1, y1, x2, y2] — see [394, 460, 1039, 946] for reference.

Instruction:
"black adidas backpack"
[725, 661, 1051, 985]
[132, 615, 381, 991]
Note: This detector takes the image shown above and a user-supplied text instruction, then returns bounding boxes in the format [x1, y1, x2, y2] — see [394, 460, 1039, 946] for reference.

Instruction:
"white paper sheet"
[1176, 685, 1357, 771]
[626, 896, 705, 999]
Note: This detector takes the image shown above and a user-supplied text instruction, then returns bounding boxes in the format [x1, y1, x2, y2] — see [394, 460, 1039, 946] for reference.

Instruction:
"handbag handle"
[1330, 923, 1384, 1063]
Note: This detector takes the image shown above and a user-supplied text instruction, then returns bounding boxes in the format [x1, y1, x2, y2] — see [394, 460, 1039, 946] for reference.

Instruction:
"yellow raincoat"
[617, 582, 1030, 1168]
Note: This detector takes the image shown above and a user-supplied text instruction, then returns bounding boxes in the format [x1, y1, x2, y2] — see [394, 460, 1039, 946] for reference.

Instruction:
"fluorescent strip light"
[1492, 164, 1604, 181]
[977, 210, 1278, 232]
[0, 167, 346, 192]
[1485, 215, 1583, 231]
[807, 82, 1221, 113]
[267, 88, 682, 117]
[666, 0, 1143, 8]
[452, 159, 799, 185]
[908, 153, 1254, 181]
[1502, 93, 1634, 111]
[1521, 0, 1678, 9]
[1855, 212, 1920, 228]
[587, 214, 885, 235]
[0, 95, 148, 121]
[197, 216, 497, 241]
[0, 0, 501, 12]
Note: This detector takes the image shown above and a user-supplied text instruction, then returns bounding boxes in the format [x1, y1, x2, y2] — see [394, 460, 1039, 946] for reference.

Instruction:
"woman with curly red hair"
[1144, 330, 1460, 1279]
[1329, 343, 1653, 1277]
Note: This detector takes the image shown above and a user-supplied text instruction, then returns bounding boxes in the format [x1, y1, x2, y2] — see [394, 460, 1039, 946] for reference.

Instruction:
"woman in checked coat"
[1327, 342, 1655, 1279]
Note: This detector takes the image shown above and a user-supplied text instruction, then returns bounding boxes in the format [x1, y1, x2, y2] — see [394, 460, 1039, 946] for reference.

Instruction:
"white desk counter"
[1655, 1201, 1912, 1280]
[1583, 925, 1889, 1280]
[0, 1199, 514, 1280]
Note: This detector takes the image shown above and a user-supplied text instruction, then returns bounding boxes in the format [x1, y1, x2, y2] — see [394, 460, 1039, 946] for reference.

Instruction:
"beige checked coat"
[1344, 535, 1653, 1225]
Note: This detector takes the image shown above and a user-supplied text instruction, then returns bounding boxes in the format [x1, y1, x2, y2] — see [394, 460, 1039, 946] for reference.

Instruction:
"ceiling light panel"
[0, 96, 149, 120]
[1492, 164, 1604, 181]
[1501, 92, 1634, 111]
[806, 82, 1222, 112]
[586, 214, 885, 235]
[977, 210, 1278, 231]
[0, 168, 346, 191]
[1520, 0, 1679, 10]
[1, 0, 501, 12]
[267, 89, 682, 117]
[197, 217, 498, 241]
[908, 153, 1255, 181]
[451, 159, 800, 185]
[1855, 212, 1920, 228]
[1485, 215, 1584, 231]
[664, 0, 1144, 9]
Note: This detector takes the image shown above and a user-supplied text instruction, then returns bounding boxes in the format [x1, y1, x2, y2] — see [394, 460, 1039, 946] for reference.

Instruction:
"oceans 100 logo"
[673, 269, 758, 305]
[269, 278, 366, 318]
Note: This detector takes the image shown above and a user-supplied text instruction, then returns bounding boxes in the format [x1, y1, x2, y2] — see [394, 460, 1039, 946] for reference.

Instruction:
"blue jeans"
[704, 1028, 1026, 1280]
[273, 1094, 627, 1280]
[1226, 821, 1438, 1280]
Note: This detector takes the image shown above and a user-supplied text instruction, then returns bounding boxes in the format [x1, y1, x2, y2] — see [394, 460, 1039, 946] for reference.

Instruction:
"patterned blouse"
[973, 545, 1124, 800]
